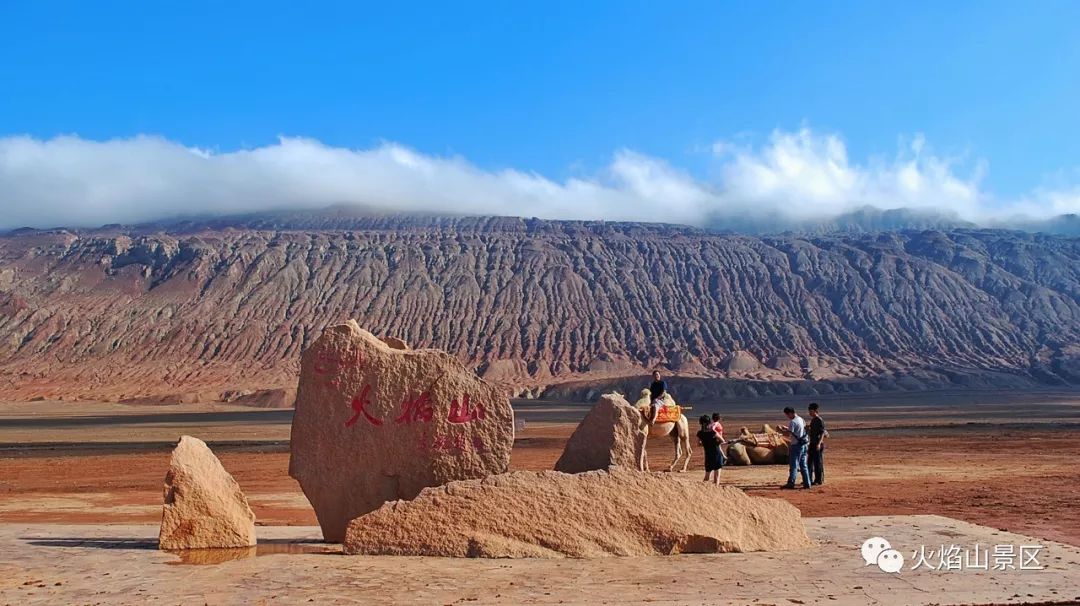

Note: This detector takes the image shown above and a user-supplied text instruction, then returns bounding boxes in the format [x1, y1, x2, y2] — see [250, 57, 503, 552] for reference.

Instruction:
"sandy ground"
[2, 390, 1080, 548]
[2, 391, 1080, 605]
[4, 516, 1080, 605]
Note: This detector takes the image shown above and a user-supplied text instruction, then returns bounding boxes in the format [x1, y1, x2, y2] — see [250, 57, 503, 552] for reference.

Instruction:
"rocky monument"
[158, 435, 257, 550]
[289, 321, 514, 542]
[554, 393, 647, 473]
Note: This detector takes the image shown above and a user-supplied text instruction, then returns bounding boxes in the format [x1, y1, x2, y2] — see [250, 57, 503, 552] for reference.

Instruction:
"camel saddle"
[638, 404, 682, 424]
[744, 431, 787, 448]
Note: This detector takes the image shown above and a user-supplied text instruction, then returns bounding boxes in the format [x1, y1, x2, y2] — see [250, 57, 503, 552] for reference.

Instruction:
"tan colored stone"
[343, 467, 812, 557]
[289, 321, 514, 542]
[554, 393, 646, 473]
[158, 435, 256, 550]
[380, 336, 409, 350]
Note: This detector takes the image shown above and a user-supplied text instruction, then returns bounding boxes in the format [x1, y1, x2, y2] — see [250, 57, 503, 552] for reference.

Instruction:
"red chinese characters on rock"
[432, 434, 467, 453]
[344, 384, 381, 428]
[344, 389, 483, 430]
[447, 394, 484, 424]
[395, 392, 434, 424]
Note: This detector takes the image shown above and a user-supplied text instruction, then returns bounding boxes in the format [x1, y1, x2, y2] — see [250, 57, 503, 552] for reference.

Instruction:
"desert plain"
[2, 388, 1080, 605]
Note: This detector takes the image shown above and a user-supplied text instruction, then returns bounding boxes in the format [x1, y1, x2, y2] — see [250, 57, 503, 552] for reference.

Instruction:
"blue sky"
[2, 1, 1080, 227]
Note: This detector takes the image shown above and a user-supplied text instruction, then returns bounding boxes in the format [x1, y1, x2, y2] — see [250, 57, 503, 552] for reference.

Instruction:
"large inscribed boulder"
[554, 393, 646, 473]
[158, 435, 257, 550]
[289, 321, 514, 542]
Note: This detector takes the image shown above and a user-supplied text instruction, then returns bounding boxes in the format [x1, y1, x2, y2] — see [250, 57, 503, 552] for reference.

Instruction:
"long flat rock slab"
[2, 516, 1079, 605]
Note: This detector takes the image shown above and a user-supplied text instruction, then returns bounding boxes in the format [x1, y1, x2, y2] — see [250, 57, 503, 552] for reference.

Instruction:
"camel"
[724, 424, 791, 465]
[633, 389, 693, 472]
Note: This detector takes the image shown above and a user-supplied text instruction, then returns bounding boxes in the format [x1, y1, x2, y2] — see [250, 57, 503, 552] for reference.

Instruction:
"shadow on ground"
[22, 536, 341, 564]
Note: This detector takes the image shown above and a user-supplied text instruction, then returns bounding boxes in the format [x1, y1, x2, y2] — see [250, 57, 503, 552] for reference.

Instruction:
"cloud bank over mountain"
[1, 128, 1077, 229]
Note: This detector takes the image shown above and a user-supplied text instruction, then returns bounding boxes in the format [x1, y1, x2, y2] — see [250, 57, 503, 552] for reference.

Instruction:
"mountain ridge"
[5, 205, 1078, 237]
[0, 213, 1077, 402]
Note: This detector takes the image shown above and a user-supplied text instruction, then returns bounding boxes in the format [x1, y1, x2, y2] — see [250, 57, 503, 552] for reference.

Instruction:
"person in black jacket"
[646, 370, 667, 425]
[808, 402, 828, 485]
[696, 415, 723, 484]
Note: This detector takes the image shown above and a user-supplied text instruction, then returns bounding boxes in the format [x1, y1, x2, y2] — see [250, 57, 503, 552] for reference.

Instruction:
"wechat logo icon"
[862, 537, 904, 573]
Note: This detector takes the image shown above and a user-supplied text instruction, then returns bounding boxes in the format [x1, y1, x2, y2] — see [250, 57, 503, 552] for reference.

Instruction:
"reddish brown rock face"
[0, 220, 1078, 402]
[288, 321, 514, 542]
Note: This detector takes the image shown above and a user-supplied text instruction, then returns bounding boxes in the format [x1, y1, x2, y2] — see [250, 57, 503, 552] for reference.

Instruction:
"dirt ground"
[7, 516, 1080, 605]
[2, 391, 1080, 547]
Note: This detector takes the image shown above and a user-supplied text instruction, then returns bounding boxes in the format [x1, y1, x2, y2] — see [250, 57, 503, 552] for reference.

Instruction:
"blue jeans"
[787, 441, 810, 487]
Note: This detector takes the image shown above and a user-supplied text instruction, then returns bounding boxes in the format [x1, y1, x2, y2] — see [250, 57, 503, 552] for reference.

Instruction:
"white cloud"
[0, 129, 1076, 229]
[710, 129, 984, 219]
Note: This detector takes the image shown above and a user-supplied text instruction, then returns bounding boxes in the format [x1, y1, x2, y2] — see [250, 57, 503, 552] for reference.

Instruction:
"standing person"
[776, 406, 811, 490]
[710, 412, 724, 442]
[807, 402, 828, 485]
[647, 370, 667, 425]
[696, 415, 723, 484]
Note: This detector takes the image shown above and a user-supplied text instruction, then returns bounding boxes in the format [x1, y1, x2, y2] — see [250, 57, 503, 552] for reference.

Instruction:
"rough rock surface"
[1, 215, 1078, 401]
[158, 435, 257, 550]
[380, 336, 409, 350]
[554, 393, 646, 473]
[343, 467, 812, 557]
[289, 321, 514, 542]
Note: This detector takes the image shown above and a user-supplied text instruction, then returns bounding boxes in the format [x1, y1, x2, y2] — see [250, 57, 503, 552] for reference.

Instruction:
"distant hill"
[1004, 213, 1080, 236]
[0, 211, 1077, 402]
[707, 205, 1080, 236]
[7, 204, 1079, 237]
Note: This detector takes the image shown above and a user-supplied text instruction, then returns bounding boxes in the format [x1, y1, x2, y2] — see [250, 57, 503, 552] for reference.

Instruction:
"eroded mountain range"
[1, 214, 1077, 402]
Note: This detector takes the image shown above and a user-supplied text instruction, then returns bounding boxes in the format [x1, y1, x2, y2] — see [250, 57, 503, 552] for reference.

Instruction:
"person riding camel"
[647, 370, 667, 425]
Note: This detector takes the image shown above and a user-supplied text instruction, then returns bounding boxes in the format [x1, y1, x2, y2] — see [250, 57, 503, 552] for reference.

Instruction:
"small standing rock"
[554, 393, 646, 473]
[159, 435, 257, 550]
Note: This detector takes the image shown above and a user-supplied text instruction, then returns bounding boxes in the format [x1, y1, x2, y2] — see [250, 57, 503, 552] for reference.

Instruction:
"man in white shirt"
[777, 406, 811, 489]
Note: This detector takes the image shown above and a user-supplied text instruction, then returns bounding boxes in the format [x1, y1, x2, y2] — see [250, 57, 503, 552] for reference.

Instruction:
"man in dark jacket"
[808, 402, 828, 485]
[647, 370, 667, 424]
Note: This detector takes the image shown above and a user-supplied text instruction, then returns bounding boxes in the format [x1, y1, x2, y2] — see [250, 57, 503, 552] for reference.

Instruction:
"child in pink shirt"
[710, 412, 724, 443]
